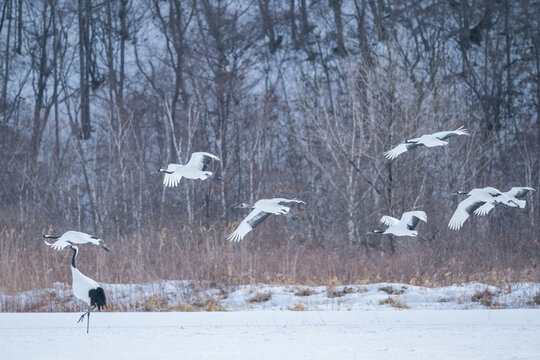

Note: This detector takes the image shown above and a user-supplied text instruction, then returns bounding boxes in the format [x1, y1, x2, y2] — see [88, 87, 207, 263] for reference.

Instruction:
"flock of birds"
[43, 126, 535, 332]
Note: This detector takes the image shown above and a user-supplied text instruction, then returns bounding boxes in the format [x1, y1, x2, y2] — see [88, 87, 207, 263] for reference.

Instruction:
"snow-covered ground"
[2, 282, 539, 359]
[1, 310, 539, 360]
[2, 281, 539, 312]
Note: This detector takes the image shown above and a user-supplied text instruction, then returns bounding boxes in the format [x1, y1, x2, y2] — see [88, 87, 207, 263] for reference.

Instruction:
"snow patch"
[1, 281, 539, 312]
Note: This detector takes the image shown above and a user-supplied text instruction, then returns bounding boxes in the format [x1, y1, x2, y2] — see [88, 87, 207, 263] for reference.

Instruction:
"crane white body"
[68, 245, 106, 333]
[227, 198, 305, 242]
[384, 126, 469, 160]
[448, 187, 519, 230]
[71, 261, 100, 306]
[159, 152, 221, 187]
[44, 231, 110, 252]
[373, 211, 428, 240]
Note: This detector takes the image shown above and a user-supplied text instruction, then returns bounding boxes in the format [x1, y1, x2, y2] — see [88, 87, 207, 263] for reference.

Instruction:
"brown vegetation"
[248, 292, 272, 304]
[378, 286, 405, 295]
[379, 297, 410, 309]
[471, 288, 504, 308]
[295, 288, 316, 297]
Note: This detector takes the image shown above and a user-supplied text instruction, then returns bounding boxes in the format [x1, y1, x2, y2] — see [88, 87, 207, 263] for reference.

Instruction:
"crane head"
[232, 203, 252, 209]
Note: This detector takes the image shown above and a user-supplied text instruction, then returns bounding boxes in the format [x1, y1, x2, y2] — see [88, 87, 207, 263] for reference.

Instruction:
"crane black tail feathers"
[89, 287, 106, 311]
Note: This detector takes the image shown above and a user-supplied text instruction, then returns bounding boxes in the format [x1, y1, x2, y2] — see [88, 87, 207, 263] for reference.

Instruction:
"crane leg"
[77, 312, 86, 323]
[207, 175, 224, 182]
[416, 234, 429, 242]
[284, 212, 301, 222]
[77, 305, 91, 326]
[87, 307, 90, 334]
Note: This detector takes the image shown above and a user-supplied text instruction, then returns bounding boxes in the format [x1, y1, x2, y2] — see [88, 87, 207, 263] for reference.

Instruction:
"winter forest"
[0, 0, 539, 294]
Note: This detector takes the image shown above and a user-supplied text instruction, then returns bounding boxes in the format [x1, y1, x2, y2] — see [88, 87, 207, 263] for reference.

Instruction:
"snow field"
[1, 310, 539, 360]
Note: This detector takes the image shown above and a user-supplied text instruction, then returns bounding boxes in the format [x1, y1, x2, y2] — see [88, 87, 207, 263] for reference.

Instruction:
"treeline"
[0, 0, 538, 292]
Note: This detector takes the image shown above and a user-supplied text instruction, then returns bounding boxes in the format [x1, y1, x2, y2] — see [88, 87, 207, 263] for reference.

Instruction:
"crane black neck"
[70, 247, 78, 268]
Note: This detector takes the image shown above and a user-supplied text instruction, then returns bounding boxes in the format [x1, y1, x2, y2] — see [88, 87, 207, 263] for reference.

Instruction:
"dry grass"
[0, 224, 539, 310]
[378, 286, 405, 295]
[379, 296, 410, 309]
[136, 295, 173, 312]
[437, 296, 452, 303]
[532, 292, 540, 306]
[248, 291, 272, 304]
[287, 303, 307, 311]
[295, 288, 316, 296]
[198, 299, 227, 312]
[471, 289, 504, 308]
[327, 286, 356, 298]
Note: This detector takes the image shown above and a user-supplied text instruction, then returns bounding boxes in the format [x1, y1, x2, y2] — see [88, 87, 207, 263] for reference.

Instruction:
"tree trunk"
[78, 0, 92, 140]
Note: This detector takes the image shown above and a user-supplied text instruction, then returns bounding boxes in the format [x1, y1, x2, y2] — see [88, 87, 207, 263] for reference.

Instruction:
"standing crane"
[67, 244, 107, 333]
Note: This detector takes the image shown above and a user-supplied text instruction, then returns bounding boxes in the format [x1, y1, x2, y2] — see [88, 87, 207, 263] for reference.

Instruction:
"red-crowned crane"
[371, 211, 428, 241]
[158, 152, 222, 187]
[227, 198, 305, 242]
[473, 187, 536, 216]
[68, 244, 106, 333]
[384, 126, 469, 160]
[448, 187, 519, 230]
[44, 231, 111, 252]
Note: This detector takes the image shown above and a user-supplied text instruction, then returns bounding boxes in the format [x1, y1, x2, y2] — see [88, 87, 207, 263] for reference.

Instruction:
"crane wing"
[276, 198, 306, 206]
[433, 126, 469, 140]
[473, 202, 495, 216]
[163, 173, 183, 187]
[380, 216, 399, 227]
[162, 164, 183, 187]
[383, 140, 424, 160]
[506, 187, 535, 199]
[44, 239, 70, 251]
[448, 196, 486, 230]
[44, 231, 98, 251]
[400, 211, 427, 230]
[186, 152, 220, 171]
[227, 209, 272, 242]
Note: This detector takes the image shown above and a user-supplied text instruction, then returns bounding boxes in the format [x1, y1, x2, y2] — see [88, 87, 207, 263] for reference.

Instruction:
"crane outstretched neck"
[43, 234, 60, 239]
[69, 246, 78, 268]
